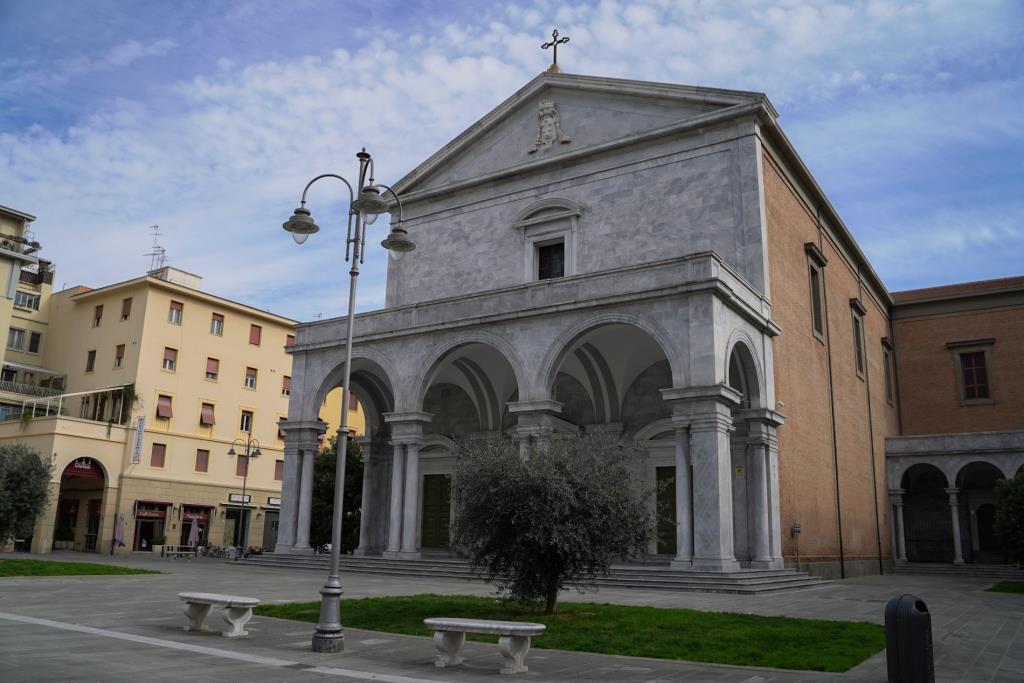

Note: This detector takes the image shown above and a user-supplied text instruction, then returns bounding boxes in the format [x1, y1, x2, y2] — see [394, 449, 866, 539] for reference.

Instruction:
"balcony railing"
[0, 380, 63, 397]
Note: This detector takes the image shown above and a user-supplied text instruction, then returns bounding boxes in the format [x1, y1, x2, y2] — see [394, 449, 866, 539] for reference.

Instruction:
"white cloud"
[0, 0, 1021, 319]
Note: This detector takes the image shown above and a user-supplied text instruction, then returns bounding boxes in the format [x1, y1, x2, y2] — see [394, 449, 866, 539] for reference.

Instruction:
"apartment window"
[274, 460, 284, 481]
[349, 393, 358, 411]
[851, 315, 866, 378]
[115, 344, 125, 368]
[948, 339, 995, 404]
[1, 368, 15, 382]
[210, 312, 224, 336]
[537, 241, 565, 280]
[278, 418, 287, 439]
[286, 334, 296, 347]
[28, 331, 42, 354]
[195, 449, 209, 473]
[804, 243, 828, 340]
[6, 327, 25, 351]
[199, 402, 216, 427]
[235, 455, 249, 477]
[14, 290, 40, 310]
[162, 347, 177, 372]
[240, 409, 253, 433]
[244, 367, 257, 390]
[156, 394, 173, 419]
[249, 324, 262, 346]
[282, 376, 291, 396]
[85, 349, 96, 373]
[205, 357, 219, 381]
[168, 300, 183, 325]
[150, 443, 166, 468]
[121, 297, 132, 320]
[93, 305, 103, 327]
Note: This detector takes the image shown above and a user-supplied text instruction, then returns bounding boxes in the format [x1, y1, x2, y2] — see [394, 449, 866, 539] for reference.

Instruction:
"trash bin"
[885, 593, 934, 683]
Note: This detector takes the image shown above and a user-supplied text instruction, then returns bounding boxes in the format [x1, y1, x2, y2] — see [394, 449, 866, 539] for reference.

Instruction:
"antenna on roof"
[144, 224, 168, 271]
[312, 313, 323, 320]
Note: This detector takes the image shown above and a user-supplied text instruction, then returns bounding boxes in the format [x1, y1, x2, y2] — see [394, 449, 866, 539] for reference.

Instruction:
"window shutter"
[121, 298, 132, 318]
[283, 376, 291, 391]
[235, 456, 248, 477]
[170, 301, 183, 312]
[206, 357, 219, 374]
[164, 347, 177, 362]
[195, 449, 209, 472]
[151, 443, 166, 468]
[278, 419, 287, 439]
[157, 395, 173, 418]
[274, 460, 284, 481]
[286, 334, 296, 346]
[349, 393, 358, 411]
[200, 403, 216, 426]
[249, 324, 262, 345]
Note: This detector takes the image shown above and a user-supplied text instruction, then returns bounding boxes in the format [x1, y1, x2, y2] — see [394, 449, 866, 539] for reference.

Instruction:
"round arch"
[312, 347, 400, 411]
[956, 460, 1007, 489]
[412, 331, 528, 411]
[725, 332, 765, 410]
[536, 312, 686, 396]
[512, 197, 584, 225]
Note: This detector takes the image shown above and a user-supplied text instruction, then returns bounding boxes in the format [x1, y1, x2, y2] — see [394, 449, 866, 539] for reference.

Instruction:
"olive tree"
[0, 443, 53, 545]
[450, 433, 652, 614]
[995, 471, 1024, 566]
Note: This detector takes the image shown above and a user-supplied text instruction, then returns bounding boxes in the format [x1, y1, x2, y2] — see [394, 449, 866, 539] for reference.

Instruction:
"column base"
[352, 547, 379, 557]
[669, 558, 692, 570]
[691, 557, 741, 572]
[749, 558, 785, 570]
[273, 543, 293, 554]
[291, 545, 314, 555]
[953, 559, 965, 565]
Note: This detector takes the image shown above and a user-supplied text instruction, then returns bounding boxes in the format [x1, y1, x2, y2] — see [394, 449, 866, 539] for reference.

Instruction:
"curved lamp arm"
[298, 173, 355, 209]
[375, 183, 405, 223]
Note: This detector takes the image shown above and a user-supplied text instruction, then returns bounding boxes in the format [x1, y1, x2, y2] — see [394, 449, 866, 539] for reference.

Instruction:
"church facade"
[277, 71, 938, 579]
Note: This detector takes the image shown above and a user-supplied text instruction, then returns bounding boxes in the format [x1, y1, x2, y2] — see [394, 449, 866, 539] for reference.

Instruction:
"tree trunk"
[544, 579, 559, 615]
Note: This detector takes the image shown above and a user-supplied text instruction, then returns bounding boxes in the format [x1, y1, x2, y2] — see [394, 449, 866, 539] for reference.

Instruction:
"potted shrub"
[151, 535, 166, 555]
[53, 527, 74, 551]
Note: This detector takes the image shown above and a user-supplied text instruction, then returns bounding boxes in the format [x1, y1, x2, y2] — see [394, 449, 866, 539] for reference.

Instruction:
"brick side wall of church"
[763, 149, 898, 574]
[894, 304, 1024, 435]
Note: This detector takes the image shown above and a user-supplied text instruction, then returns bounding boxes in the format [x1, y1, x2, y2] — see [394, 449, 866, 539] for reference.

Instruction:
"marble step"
[891, 562, 1024, 579]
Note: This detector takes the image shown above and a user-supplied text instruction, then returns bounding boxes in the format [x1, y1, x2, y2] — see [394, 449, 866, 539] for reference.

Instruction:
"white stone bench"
[424, 617, 546, 674]
[179, 592, 260, 638]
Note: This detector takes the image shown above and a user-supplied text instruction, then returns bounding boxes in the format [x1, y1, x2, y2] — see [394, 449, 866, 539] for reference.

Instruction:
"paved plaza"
[0, 553, 1021, 682]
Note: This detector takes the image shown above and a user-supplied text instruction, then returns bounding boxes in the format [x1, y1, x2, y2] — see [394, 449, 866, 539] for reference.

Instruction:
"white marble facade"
[278, 72, 787, 571]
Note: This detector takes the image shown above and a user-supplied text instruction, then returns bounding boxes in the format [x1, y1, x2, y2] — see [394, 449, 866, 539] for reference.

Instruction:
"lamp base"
[311, 630, 344, 653]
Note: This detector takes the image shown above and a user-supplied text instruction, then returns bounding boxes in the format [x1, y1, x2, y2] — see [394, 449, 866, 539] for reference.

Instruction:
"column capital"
[661, 384, 742, 409]
[888, 488, 905, 504]
[281, 420, 327, 438]
[506, 399, 563, 415]
[384, 411, 433, 441]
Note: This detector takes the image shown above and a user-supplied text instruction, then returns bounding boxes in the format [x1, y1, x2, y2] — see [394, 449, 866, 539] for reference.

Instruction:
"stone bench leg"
[498, 635, 531, 674]
[183, 602, 212, 632]
[432, 630, 465, 668]
[221, 606, 253, 638]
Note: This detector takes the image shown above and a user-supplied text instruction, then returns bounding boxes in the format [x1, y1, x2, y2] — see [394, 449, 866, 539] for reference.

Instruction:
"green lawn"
[986, 581, 1024, 594]
[255, 594, 884, 672]
[0, 559, 159, 577]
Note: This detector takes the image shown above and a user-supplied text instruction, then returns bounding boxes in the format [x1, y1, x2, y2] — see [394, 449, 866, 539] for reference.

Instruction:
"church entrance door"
[655, 466, 677, 555]
[421, 474, 451, 550]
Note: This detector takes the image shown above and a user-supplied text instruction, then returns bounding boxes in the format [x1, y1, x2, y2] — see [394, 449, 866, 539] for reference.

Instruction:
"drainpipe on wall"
[858, 268, 886, 576]
[818, 206, 846, 579]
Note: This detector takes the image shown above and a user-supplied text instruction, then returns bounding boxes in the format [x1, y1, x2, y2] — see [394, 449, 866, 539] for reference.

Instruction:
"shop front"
[180, 505, 212, 546]
[132, 500, 169, 550]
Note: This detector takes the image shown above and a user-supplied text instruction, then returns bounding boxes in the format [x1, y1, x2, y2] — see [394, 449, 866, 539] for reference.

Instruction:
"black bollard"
[885, 594, 935, 683]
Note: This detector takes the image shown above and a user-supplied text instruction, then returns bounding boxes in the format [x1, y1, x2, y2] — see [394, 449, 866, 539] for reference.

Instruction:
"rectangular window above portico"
[514, 199, 581, 283]
[947, 338, 995, 405]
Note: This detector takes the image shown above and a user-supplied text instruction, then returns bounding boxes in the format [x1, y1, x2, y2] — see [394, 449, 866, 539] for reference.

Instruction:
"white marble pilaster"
[354, 442, 374, 555]
[293, 447, 316, 553]
[385, 445, 405, 556]
[275, 440, 300, 553]
[890, 489, 907, 561]
[400, 441, 421, 557]
[748, 440, 772, 567]
[670, 427, 693, 569]
[689, 409, 740, 572]
[947, 487, 964, 565]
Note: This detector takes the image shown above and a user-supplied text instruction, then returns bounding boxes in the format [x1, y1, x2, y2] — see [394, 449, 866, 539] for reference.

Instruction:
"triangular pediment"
[394, 72, 771, 198]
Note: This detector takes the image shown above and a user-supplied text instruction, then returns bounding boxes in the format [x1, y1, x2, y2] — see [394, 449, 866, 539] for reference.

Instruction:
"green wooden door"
[421, 474, 452, 550]
[656, 466, 677, 555]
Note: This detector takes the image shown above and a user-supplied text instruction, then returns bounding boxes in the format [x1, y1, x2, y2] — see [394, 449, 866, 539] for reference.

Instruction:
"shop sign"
[268, 497, 281, 506]
[62, 457, 103, 480]
[228, 493, 251, 503]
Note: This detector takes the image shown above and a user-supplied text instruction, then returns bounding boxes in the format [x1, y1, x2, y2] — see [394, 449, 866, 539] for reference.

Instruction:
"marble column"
[747, 439, 772, 568]
[890, 490, 907, 561]
[293, 448, 316, 553]
[384, 445, 405, 556]
[946, 487, 964, 565]
[689, 407, 740, 572]
[275, 438, 300, 553]
[354, 443, 374, 556]
[400, 441, 421, 557]
[670, 427, 693, 569]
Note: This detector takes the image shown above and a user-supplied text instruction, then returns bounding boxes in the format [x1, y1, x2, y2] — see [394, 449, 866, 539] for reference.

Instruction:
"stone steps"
[236, 553, 831, 594]
[891, 562, 1024, 579]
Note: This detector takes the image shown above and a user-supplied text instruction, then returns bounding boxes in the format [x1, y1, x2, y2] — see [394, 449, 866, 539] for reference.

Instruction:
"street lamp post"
[282, 148, 414, 654]
[228, 430, 261, 559]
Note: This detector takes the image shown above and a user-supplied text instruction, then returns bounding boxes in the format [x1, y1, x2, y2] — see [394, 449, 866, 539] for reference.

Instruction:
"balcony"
[0, 233, 41, 257]
[0, 380, 62, 398]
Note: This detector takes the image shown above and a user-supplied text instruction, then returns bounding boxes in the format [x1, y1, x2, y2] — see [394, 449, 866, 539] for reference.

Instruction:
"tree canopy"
[450, 433, 652, 614]
[310, 435, 364, 553]
[995, 471, 1024, 566]
[0, 443, 53, 544]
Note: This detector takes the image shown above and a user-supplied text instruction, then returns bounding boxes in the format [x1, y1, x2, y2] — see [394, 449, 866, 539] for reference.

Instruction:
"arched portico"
[50, 457, 110, 553]
[956, 461, 1007, 564]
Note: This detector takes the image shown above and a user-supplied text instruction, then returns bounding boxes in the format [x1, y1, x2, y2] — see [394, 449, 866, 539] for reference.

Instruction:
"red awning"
[61, 458, 103, 481]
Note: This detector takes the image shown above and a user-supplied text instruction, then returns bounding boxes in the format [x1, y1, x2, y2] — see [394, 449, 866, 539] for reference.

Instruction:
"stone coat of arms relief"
[527, 100, 572, 154]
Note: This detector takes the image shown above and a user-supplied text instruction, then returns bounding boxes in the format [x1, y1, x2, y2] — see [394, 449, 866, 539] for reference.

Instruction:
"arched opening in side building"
[53, 458, 107, 552]
[901, 463, 951, 563]
[726, 341, 764, 564]
[956, 461, 1007, 564]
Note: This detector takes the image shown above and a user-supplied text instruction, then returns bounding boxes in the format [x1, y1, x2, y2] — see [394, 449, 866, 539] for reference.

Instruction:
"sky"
[1, 0, 1022, 321]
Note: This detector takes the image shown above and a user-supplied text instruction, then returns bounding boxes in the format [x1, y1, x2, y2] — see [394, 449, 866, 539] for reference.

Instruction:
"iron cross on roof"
[542, 29, 570, 71]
